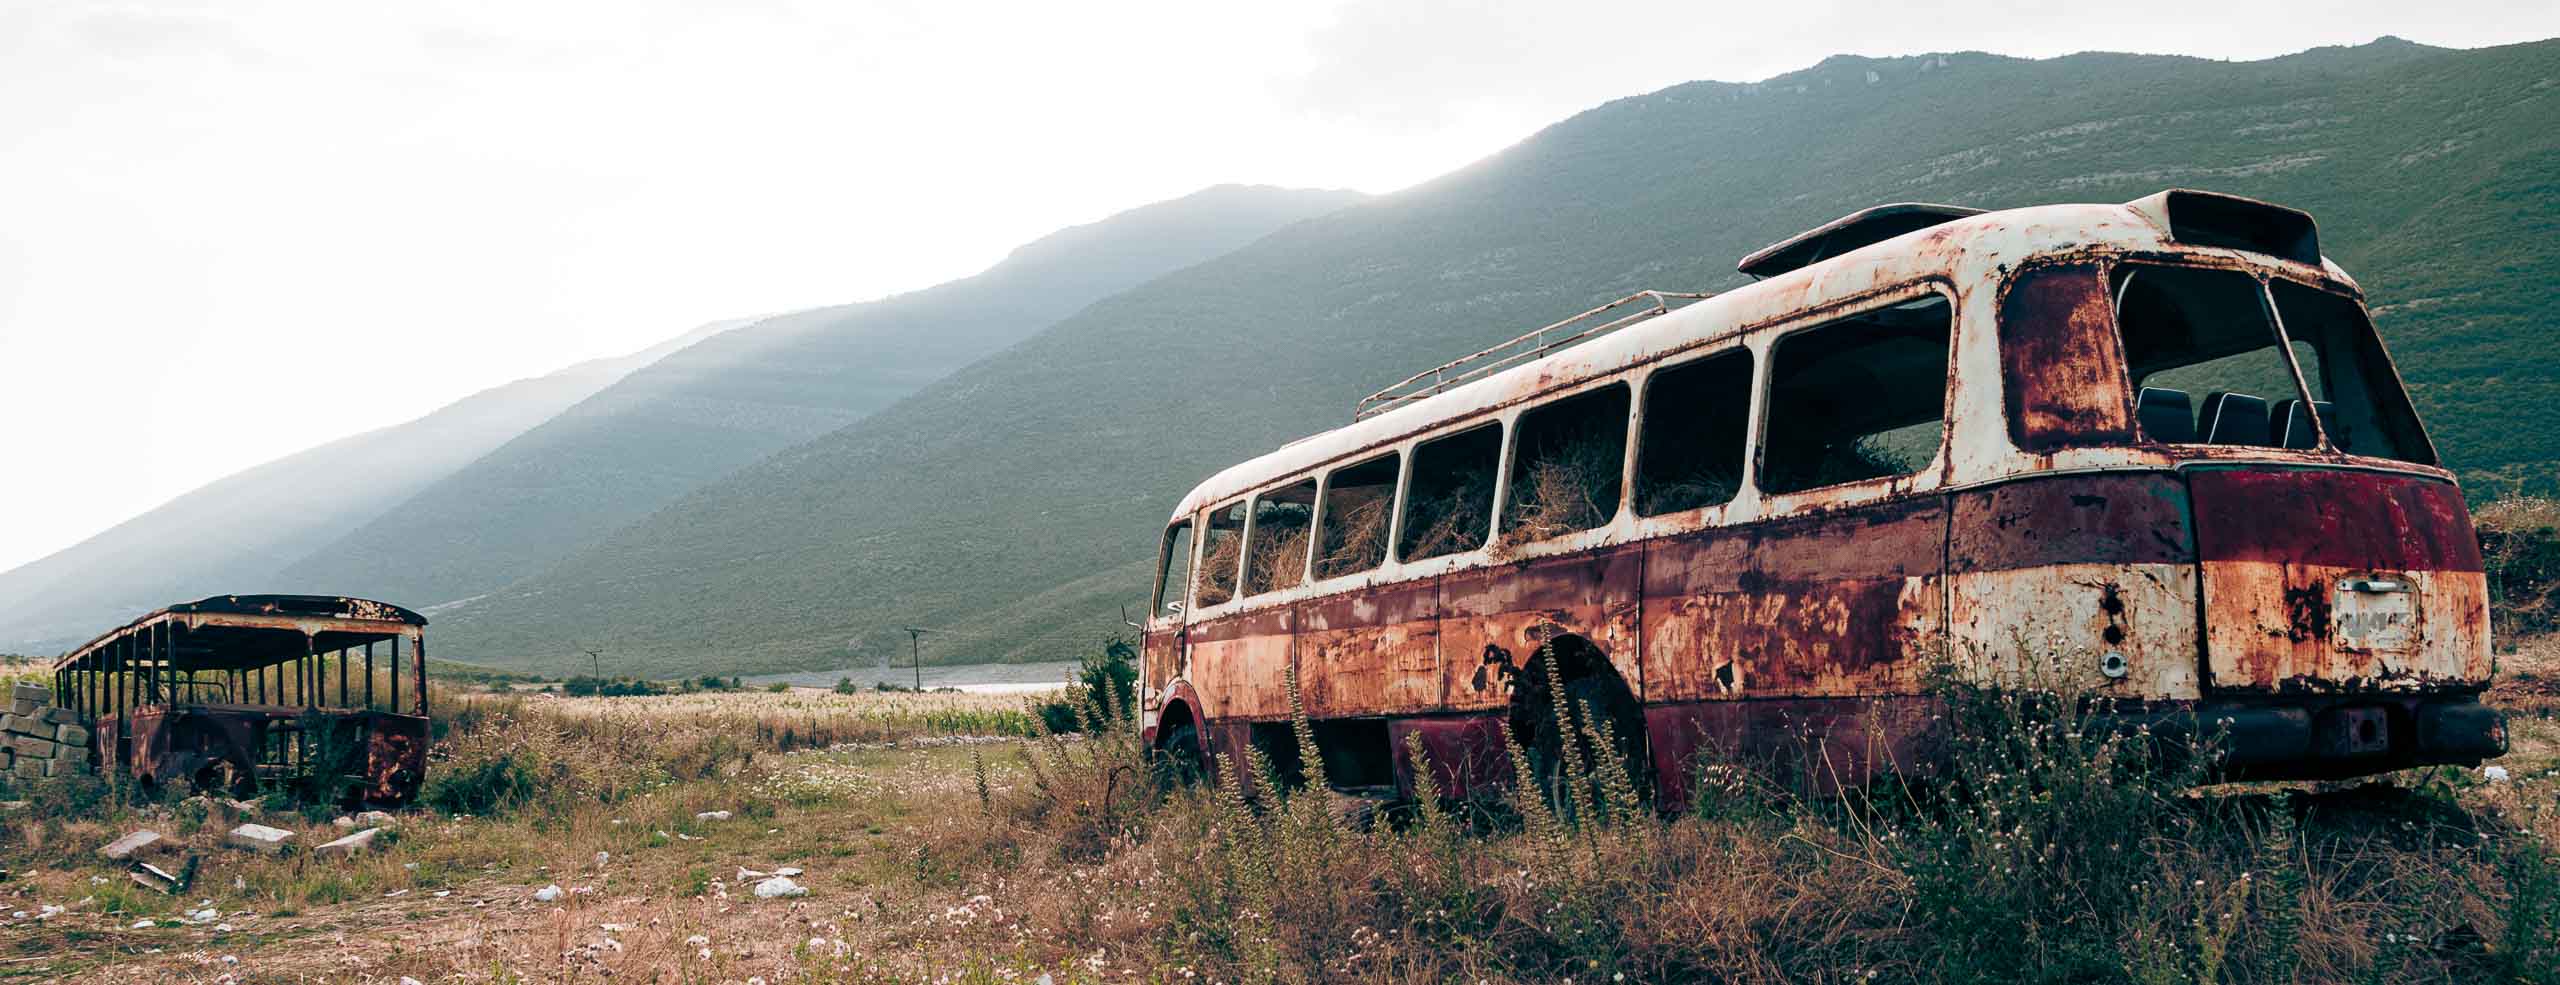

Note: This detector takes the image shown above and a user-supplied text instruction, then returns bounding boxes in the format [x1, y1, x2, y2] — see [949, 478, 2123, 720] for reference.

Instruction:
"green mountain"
[433, 37, 2560, 676]
[271, 185, 1365, 608]
[0, 317, 744, 653]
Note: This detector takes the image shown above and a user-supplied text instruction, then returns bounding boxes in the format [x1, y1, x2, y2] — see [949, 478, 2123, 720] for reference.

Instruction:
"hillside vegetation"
[273, 185, 1363, 609]
[0, 318, 744, 653]
[427, 38, 2560, 676]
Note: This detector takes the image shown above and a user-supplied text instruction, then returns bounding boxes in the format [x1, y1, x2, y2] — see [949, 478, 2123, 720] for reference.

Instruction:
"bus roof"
[1168, 190, 2355, 522]
[53, 594, 425, 673]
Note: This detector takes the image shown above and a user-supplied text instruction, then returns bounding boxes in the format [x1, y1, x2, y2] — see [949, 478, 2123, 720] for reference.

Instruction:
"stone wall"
[2, 681, 95, 779]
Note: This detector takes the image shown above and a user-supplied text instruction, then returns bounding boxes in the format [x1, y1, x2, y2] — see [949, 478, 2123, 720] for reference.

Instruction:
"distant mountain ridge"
[0, 317, 745, 652]
[270, 184, 1366, 608]
[426, 37, 2560, 677]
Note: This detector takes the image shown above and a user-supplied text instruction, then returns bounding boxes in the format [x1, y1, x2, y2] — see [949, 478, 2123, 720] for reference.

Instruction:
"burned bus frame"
[52, 595, 431, 805]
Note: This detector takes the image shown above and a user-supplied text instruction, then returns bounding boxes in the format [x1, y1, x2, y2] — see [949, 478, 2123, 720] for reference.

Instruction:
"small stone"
[189, 908, 218, 923]
[131, 918, 155, 929]
[751, 875, 806, 898]
[736, 866, 768, 881]
[2485, 765, 2511, 783]
[695, 810, 733, 822]
[533, 884, 564, 902]
[99, 830, 166, 862]
[593, 851, 609, 868]
[315, 828, 379, 858]
[353, 810, 395, 827]
[332, 816, 355, 829]
[224, 823, 295, 855]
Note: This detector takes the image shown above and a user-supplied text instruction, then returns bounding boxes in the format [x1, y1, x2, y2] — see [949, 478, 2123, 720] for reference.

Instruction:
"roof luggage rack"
[1353, 290, 1712, 420]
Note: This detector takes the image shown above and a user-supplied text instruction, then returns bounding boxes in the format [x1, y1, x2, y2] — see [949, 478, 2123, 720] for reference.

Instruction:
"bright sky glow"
[4, 0, 2554, 572]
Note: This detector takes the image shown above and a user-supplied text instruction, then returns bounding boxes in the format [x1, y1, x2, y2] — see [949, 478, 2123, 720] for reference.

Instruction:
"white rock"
[190, 908, 218, 923]
[774, 866, 803, 877]
[354, 810, 396, 827]
[736, 867, 769, 881]
[533, 884, 564, 903]
[594, 851, 610, 868]
[695, 810, 733, 821]
[2485, 765, 2512, 783]
[751, 876, 807, 898]
[132, 918, 155, 929]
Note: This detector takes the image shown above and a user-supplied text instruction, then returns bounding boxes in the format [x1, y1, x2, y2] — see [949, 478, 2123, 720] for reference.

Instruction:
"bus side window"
[1760, 294, 1953, 495]
[1196, 501, 1247, 607]
[1153, 520, 1194, 617]
[1316, 453, 1397, 579]
[1636, 349, 1751, 515]
[1501, 383, 1630, 546]
[1244, 480, 1318, 596]
[1399, 423, 1502, 561]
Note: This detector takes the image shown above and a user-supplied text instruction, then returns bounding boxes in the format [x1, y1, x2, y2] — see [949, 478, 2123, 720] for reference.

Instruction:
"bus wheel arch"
[1153, 693, 1208, 782]
[1505, 632, 1649, 802]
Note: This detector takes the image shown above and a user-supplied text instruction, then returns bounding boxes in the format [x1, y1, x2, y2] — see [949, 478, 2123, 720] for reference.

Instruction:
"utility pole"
[902, 627, 930, 691]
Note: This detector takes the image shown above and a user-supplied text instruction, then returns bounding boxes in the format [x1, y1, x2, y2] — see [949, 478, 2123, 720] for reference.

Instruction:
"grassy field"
[0, 650, 2551, 984]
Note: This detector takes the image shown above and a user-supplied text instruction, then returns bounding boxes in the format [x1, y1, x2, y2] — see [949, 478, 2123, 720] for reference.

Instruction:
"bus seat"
[2200, 392, 2272, 446]
[2137, 386, 2195, 443]
[2272, 398, 2321, 449]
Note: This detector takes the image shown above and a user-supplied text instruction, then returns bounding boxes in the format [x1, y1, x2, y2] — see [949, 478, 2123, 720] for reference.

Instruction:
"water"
[740, 660, 1081, 695]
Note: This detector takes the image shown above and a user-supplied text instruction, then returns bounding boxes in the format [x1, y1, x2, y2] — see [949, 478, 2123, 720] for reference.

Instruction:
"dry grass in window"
[1316, 497, 1390, 578]
[1495, 427, 1622, 557]
[1194, 532, 1243, 607]
[1401, 467, 1493, 561]
[1247, 516, 1311, 594]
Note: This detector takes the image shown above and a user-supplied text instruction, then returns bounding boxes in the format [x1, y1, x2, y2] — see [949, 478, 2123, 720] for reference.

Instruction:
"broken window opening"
[1499, 383, 1629, 552]
[1316, 453, 1398, 579]
[1398, 423, 1502, 562]
[1194, 501, 1247, 608]
[1152, 520, 1194, 618]
[2115, 265, 2312, 449]
[1635, 349, 1752, 515]
[1760, 294, 1952, 494]
[1244, 480, 1319, 596]
[2267, 280, 2435, 464]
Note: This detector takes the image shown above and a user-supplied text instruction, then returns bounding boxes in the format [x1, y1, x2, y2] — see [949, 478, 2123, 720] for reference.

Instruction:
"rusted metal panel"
[363, 713, 429, 803]
[1945, 472, 2202, 694]
[2190, 468, 2489, 693]
[1385, 714, 1510, 799]
[1295, 580, 1441, 718]
[1998, 261, 2136, 451]
[1184, 605, 1295, 721]
[1437, 545, 1642, 712]
[1640, 497, 1945, 703]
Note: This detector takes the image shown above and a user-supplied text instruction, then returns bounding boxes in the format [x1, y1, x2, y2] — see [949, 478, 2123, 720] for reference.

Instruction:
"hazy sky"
[4, 1, 2556, 574]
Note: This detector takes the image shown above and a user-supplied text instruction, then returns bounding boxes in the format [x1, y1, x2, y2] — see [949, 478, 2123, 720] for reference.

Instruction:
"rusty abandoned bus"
[1136, 189, 2504, 804]
[52, 595, 433, 805]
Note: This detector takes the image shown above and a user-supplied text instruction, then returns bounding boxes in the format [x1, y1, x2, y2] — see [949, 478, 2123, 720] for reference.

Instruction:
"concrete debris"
[695, 810, 733, 821]
[99, 830, 166, 862]
[225, 823, 295, 855]
[315, 827, 380, 859]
